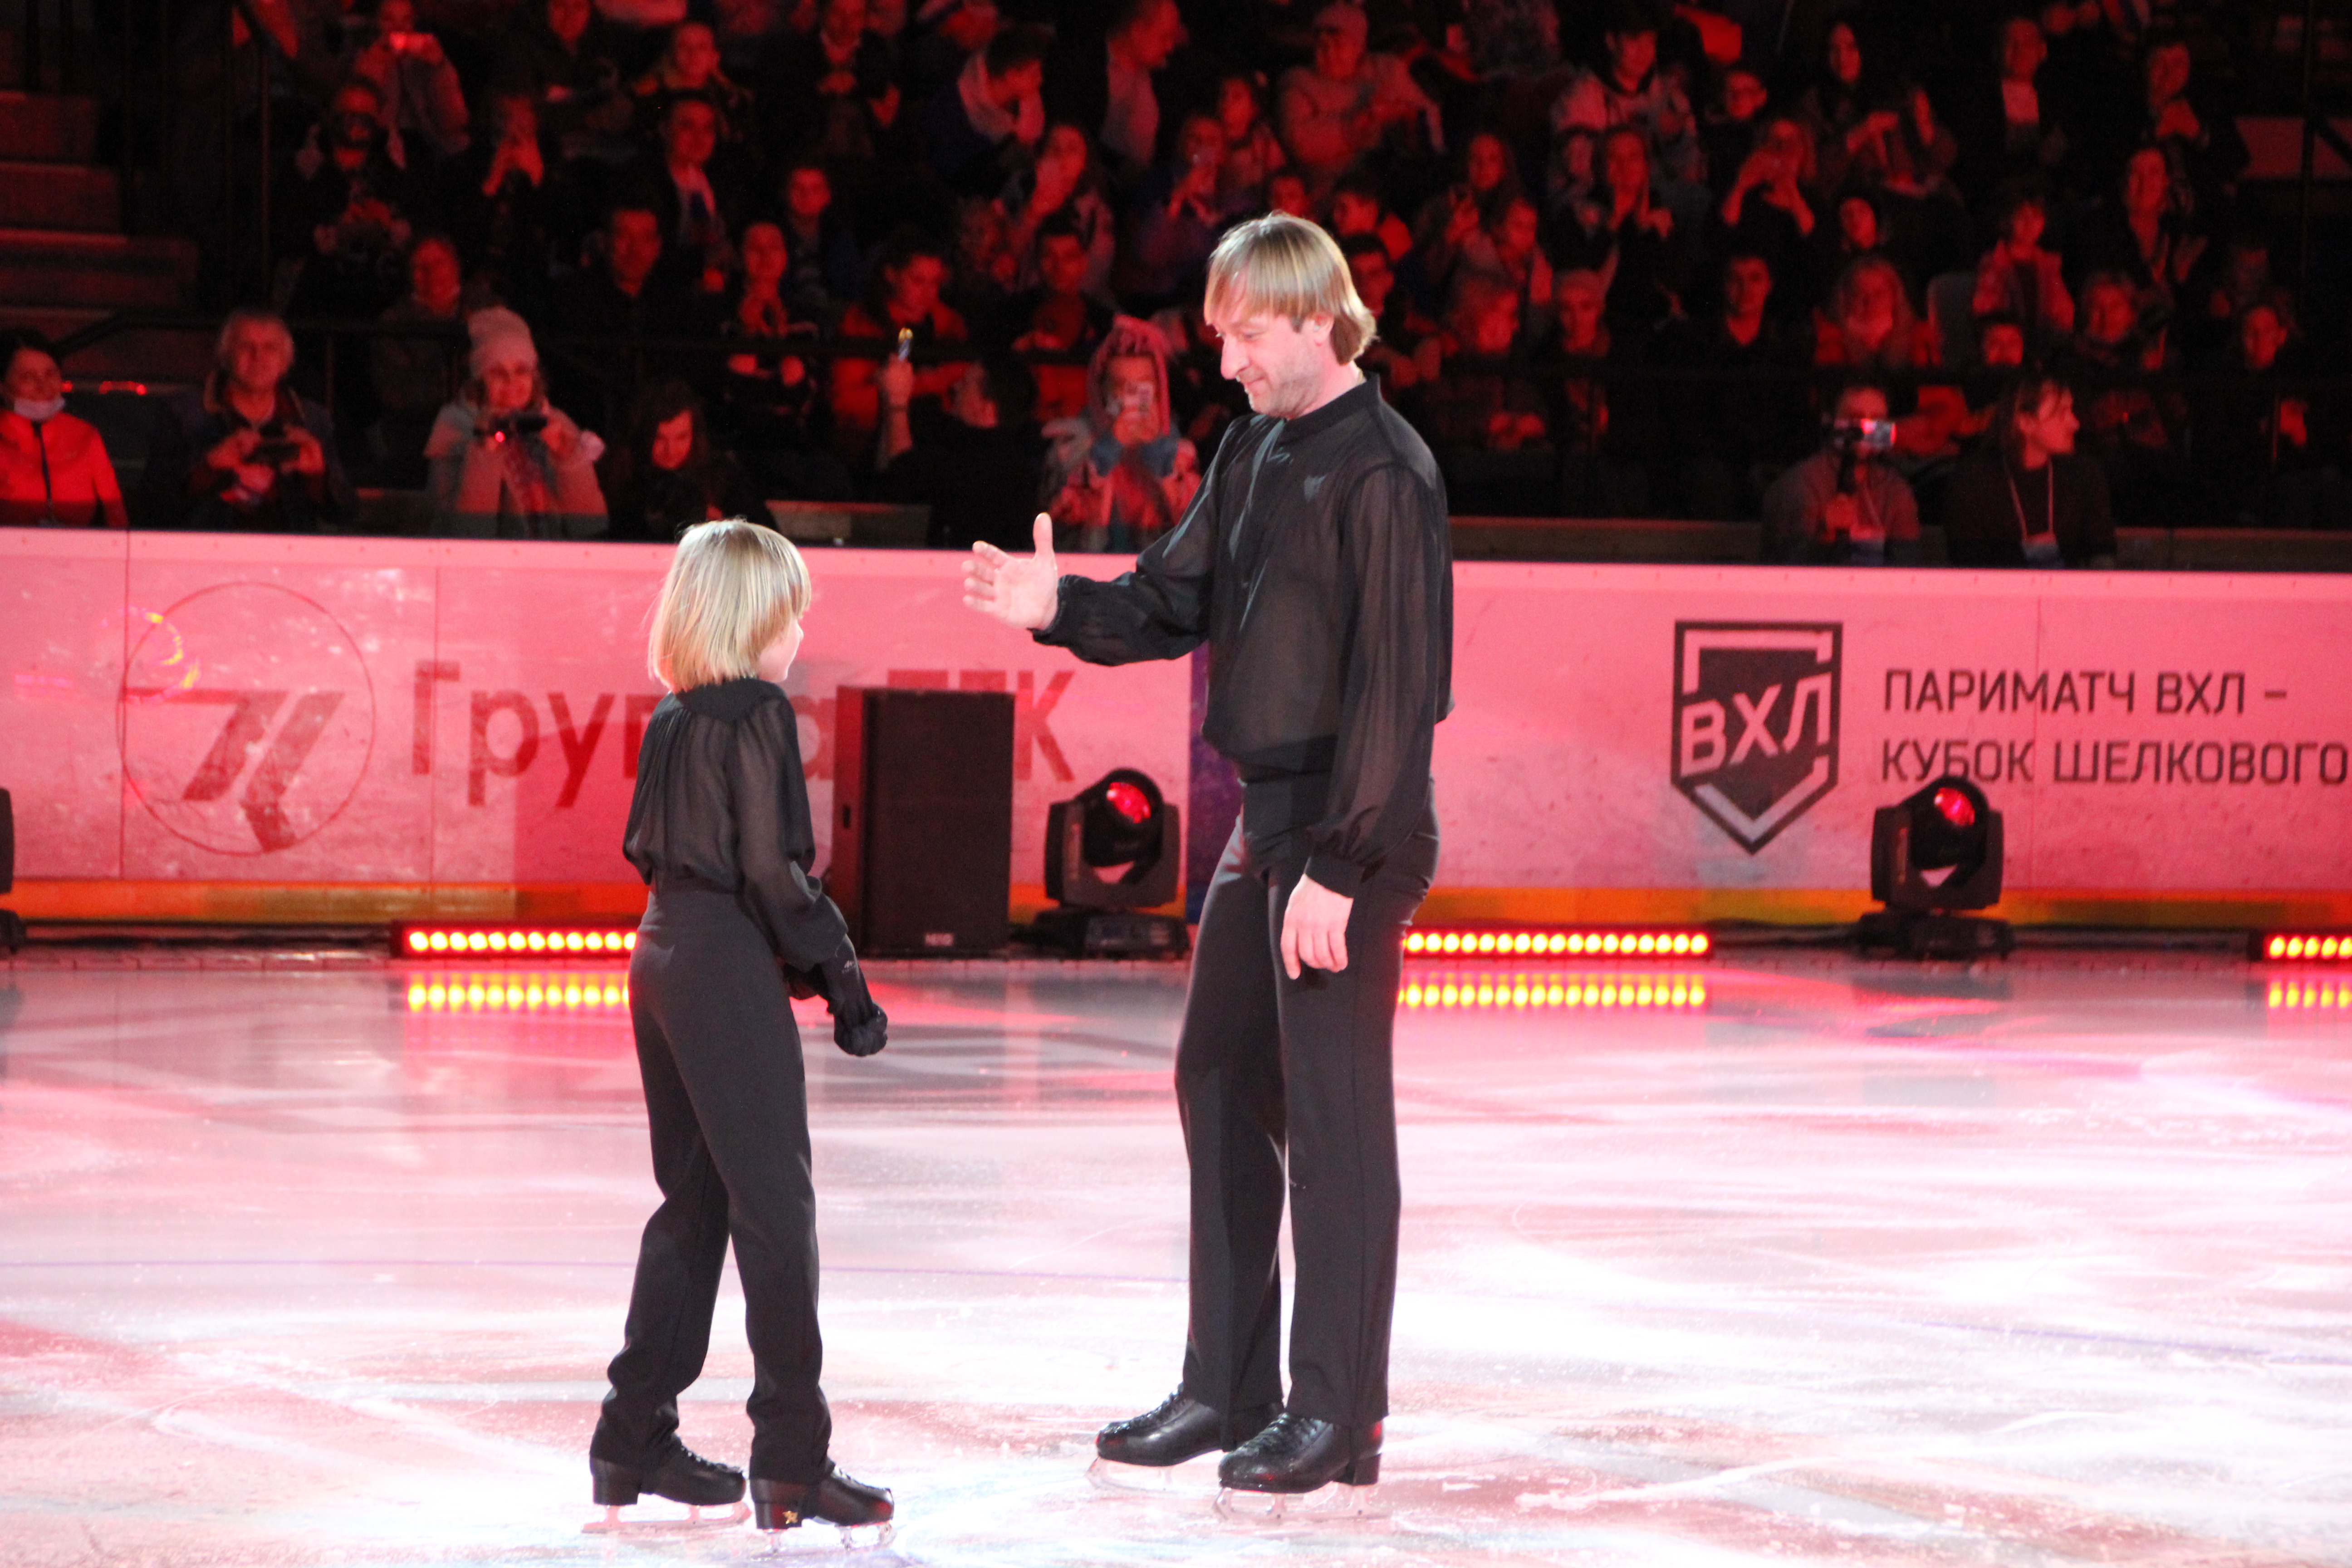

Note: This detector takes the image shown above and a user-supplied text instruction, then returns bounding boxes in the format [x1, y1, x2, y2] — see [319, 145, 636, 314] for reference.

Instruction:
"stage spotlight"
[1029, 769, 1189, 958]
[1858, 775, 2011, 959]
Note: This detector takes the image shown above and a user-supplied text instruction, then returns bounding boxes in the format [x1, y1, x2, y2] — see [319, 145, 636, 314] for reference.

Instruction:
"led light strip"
[1404, 929, 1711, 959]
[407, 975, 632, 1011]
[397, 926, 638, 958]
[2268, 980, 2352, 1010]
[1399, 971, 1709, 1010]
[2259, 934, 2352, 962]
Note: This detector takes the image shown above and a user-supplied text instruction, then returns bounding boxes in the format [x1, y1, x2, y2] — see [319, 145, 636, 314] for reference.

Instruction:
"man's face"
[1602, 132, 1647, 200]
[1468, 295, 1517, 355]
[1466, 133, 1506, 191]
[2005, 201, 2046, 251]
[1348, 251, 1393, 314]
[2241, 307, 2287, 370]
[1980, 322, 2027, 367]
[1725, 256, 1772, 318]
[741, 222, 788, 283]
[1498, 199, 1539, 260]
[1268, 175, 1311, 217]
[941, 0, 995, 51]
[378, 0, 416, 34]
[410, 241, 461, 313]
[665, 103, 718, 170]
[1038, 233, 1088, 295]
[1826, 24, 1861, 86]
[2085, 282, 2136, 344]
[1723, 69, 1766, 121]
[2146, 43, 2191, 105]
[2001, 19, 2045, 81]
[1332, 191, 1377, 235]
[650, 409, 695, 469]
[1125, 0, 1179, 69]
[1553, 285, 1600, 349]
[1607, 29, 1656, 85]
[1313, 22, 1362, 81]
[547, 0, 588, 45]
[1834, 388, 1890, 445]
[822, 0, 864, 47]
[609, 211, 663, 287]
[1212, 308, 1333, 418]
[888, 255, 946, 318]
[224, 322, 291, 395]
[1838, 195, 1879, 249]
[671, 24, 718, 82]
[786, 168, 830, 221]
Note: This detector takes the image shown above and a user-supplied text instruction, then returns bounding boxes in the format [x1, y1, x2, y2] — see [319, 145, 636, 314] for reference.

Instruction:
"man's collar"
[1278, 374, 1377, 443]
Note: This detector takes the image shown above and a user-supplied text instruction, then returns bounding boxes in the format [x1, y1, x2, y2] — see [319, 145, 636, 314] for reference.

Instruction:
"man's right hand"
[206, 428, 261, 471]
[963, 512, 1061, 632]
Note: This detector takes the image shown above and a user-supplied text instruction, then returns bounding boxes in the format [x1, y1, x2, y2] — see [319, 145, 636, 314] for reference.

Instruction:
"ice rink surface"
[0, 948, 2347, 1567]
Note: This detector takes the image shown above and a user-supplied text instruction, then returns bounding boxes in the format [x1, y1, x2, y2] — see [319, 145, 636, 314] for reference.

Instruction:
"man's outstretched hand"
[964, 512, 1061, 632]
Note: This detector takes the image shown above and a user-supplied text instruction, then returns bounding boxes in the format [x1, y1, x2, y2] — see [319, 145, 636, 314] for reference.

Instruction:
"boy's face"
[1348, 250, 1393, 313]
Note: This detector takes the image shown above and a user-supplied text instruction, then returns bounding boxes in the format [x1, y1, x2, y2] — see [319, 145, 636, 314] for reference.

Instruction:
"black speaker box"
[829, 688, 1014, 956]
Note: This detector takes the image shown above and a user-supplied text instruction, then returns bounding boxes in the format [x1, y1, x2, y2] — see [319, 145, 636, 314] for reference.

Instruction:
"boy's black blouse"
[624, 676, 856, 975]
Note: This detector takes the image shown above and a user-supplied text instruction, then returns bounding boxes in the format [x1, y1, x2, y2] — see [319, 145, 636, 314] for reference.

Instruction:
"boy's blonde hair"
[647, 519, 812, 690]
[1203, 213, 1377, 364]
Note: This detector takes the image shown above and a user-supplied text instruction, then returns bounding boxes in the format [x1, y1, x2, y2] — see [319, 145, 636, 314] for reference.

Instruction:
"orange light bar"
[1400, 970, 1709, 1010]
[393, 924, 638, 960]
[2255, 932, 2352, 962]
[407, 974, 632, 1011]
[1403, 928, 1712, 960]
[2268, 979, 2352, 1010]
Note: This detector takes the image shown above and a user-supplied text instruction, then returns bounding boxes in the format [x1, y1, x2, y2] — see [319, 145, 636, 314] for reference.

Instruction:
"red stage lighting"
[1103, 781, 1153, 825]
[1931, 785, 1975, 828]
[2257, 932, 2352, 962]
[1402, 927, 1713, 960]
[393, 924, 639, 960]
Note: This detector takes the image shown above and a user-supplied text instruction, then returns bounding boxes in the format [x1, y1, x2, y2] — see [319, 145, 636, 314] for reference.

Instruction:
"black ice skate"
[583, 1441, 750, 1532]
[1213, 1414, 1382, 1523]
[750, 1464, 895, 1551]
[1088, 1391, 1281, 1492]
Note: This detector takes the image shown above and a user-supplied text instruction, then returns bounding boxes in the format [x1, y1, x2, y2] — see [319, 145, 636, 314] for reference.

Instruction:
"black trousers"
[592, 887, 832, 1482]
[1176, 795, 1438, 1430]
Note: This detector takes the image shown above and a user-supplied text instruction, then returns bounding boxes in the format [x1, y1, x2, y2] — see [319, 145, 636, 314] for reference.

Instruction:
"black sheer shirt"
[1035, 377, 1453, 893]
[623, 677, 857, 975]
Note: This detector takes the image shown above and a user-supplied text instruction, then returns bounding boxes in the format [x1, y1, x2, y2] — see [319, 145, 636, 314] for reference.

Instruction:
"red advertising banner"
[5, 531, 2348, 925]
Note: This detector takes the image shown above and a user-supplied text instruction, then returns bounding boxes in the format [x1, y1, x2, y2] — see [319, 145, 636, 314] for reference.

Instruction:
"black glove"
[816, 950, 887, 1058]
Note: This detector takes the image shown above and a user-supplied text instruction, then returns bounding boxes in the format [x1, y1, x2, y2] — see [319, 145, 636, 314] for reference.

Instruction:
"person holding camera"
[1943, 374, 2117, 567]
[1760, 380, 1921, 564]
[424, 308, 609, 538]
[137, 309, 353, 533]
[351, 0, 471, 166]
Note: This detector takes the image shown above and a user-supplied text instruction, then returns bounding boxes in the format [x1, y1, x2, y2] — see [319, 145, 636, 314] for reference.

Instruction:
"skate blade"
[756, 1519, 895, 1554]
[1214, 1481, 1382, 1525]
[1086, 1455, 1182, 1493]
[582, 1499, 750, 1534]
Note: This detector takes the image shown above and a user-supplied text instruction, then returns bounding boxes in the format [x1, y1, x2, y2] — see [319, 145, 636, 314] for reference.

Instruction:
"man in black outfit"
[964, 213, 1453, 1498]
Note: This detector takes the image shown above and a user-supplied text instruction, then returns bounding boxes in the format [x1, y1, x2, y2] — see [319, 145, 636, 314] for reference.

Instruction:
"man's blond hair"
[1203, 213, 1377, 364]
[647, 519, 812, 690]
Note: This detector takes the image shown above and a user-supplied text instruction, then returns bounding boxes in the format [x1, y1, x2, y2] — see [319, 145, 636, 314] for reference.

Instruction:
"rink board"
[3, 530, 2349, 925]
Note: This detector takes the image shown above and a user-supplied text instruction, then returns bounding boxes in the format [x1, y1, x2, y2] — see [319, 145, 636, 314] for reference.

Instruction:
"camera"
[1827, 416, 1895, 459]
[488, 411, 549, 438]
[248, 419, 299, 467]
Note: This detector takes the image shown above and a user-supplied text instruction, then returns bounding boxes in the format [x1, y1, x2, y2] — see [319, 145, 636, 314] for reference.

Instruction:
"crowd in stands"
[7, 0, 2347, 560]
